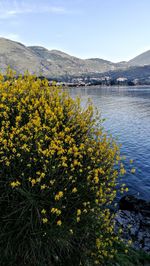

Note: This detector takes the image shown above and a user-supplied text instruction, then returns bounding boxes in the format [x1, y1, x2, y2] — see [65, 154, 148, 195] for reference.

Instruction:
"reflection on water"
[69, 86, 150, 200]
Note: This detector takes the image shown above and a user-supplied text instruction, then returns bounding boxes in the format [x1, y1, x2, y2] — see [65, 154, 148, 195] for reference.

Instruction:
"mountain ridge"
[0, 37, 150, 78]
[128, 50, 150, 66]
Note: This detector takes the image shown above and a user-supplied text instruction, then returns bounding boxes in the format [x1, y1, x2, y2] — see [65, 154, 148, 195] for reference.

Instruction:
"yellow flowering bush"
[0, 70, 125, 265]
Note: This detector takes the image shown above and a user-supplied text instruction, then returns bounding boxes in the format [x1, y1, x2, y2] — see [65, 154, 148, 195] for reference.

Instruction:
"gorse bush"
[0, 70, 126, 265]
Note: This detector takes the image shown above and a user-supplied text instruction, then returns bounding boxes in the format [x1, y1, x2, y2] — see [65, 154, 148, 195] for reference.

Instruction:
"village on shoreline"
[48, 75, 150, 87]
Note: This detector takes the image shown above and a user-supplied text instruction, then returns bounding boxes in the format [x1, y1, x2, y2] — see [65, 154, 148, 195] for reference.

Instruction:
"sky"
[0, 0, 150, 62]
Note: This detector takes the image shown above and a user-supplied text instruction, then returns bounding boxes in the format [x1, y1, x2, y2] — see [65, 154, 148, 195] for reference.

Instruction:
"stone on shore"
[114, 195, 150, 252]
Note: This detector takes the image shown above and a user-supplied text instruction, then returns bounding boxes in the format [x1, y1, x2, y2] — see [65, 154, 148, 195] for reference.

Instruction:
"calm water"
[69, 86, 150, 201]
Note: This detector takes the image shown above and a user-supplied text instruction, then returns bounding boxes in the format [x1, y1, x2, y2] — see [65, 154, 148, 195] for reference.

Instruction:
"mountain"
[128, 50, 150, 66]
[0, 37, 150, 79]
[0, 37, 126, 77]
[29, 46, 122, 76]
[0, 38, 41, 74]
[100, 65, 150, 80]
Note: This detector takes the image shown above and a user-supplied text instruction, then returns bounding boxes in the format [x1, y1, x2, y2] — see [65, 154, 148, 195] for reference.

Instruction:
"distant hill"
[0, 38, 41, 74]
[0, 37, 127, 77]
[100, 65, 150, 80]
[29, 46, 123, 76]
[128, 50, 150, 66]
[0, 37, 150, 80]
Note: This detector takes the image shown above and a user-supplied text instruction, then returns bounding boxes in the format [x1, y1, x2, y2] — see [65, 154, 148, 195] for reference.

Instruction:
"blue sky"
[0, 0, 150, 62]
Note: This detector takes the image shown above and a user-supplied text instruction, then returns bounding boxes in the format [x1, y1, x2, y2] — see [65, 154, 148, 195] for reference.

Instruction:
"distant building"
[133, 79, 139, 85]
[116, 77, 128, 82]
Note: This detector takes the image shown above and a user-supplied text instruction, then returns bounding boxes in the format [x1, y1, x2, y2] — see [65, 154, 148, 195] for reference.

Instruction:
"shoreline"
[52, 80, 150, 88]
[66, 84, 150, 89]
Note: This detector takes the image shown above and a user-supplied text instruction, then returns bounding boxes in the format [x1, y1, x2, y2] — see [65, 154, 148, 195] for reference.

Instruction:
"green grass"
[108, 245, 150, 266]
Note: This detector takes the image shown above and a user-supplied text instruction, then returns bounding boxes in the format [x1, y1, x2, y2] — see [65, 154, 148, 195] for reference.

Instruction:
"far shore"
[63, 84, 150, 89]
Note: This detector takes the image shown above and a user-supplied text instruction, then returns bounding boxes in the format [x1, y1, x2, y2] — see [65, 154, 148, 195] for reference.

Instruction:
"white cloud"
[0, 1, 70, 19]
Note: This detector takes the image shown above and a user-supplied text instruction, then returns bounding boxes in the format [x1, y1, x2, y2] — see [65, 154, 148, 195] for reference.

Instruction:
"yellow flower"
[57, 220, 62, 226]
[51, 208, 61, 215]
[94, 176, 99, 184]
[51, 208, 56, 213]
[41, 184, 46, 190]
[31, 179, 36, 186]
[42, 218, 48, 224]
[10, 180, 21, 188]
[120, 168, 126, 175]
[40, 173, 45, 178]
[56, 209, 61, 215]
[77, 217, 80, 222]
[41, 209, 46, 214]
[49, 180, 55, 185]
[16, 116, 21, 122]
[95, 199, 99, 204]
[128, 240, 132, 245]
[83, 209, 87, 213]
[73, 160, 78, 166]
[83, 202, 87, 207]
[77, 209, 81, 216]
[72, 187, 77, 193]
[69, 229, 73, 234]
[96, 238, 101, 249]
[131, 168, 136, 174]
[55, 191, 63, 201]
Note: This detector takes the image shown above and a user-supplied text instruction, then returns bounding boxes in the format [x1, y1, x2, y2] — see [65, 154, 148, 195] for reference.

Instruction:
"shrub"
[0, 70, 124, 265]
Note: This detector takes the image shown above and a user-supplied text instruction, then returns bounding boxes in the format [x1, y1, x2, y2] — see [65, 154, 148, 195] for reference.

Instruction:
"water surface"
[69, 86, 150, 200]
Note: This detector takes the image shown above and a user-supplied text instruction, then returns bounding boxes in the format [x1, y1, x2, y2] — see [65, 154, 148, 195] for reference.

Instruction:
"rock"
[137, 230, 144, 242]
[144, 238, 150, 246]
[119, 195, 150, 217]
[133, 241, 142, 250]
[141, 217, 150, 227]
[143, 244, 150, 252]
[130, 225, 139, 236]
[114, 195, 150, 253]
